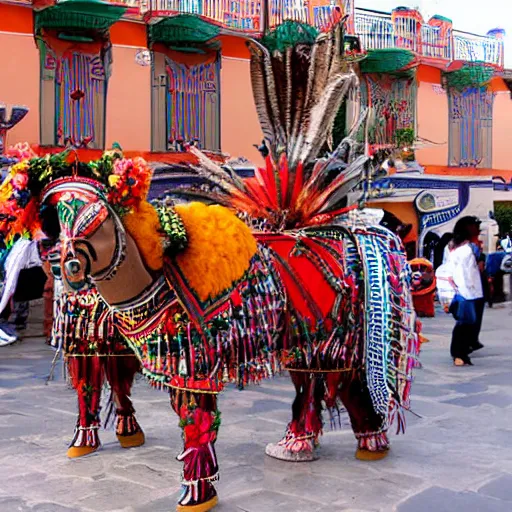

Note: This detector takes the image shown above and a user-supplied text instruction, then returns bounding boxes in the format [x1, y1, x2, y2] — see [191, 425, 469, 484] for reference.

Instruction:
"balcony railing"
[15, 0, 504, 67]
[143, 0, 350, 31]
[453, 31, 503, 66]
[354, 9, 503, 68]
[354, 10, 394, 50]
[421, 23, 452, 61]
[103, 0, 141, 6]
[143, 0, 262, 31]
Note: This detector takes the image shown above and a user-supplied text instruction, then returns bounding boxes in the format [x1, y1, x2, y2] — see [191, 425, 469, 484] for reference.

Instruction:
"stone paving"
[1, 300, 512, 511]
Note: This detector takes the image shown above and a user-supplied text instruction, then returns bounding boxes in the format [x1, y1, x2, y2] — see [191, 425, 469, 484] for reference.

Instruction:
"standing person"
[446, 216, 484, 366]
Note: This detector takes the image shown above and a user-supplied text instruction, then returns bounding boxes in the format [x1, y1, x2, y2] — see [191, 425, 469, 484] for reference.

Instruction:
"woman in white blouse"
[445, 216, 484, 366]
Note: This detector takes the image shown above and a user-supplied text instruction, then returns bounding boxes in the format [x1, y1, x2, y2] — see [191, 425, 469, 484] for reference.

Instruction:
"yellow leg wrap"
[67, 445, 99, 459]
[117, 430, 145, 449]
[355, 447, 389, 461]
[176, 495, 218, 512]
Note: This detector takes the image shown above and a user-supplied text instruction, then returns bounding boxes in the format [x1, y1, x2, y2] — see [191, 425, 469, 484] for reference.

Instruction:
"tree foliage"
[494, 202, 512, 236]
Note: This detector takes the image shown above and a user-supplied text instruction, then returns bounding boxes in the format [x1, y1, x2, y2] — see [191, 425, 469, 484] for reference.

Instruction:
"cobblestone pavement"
[1, 301, 512, 511]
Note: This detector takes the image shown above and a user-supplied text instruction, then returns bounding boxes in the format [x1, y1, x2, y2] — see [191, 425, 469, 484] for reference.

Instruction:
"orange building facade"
[0, 2, 264, 163]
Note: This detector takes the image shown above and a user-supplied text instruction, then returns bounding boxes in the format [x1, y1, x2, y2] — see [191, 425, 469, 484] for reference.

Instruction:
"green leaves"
[494, 202, 512, 236]
[155, 204, 188, 254]
[393, 128, 415, 149]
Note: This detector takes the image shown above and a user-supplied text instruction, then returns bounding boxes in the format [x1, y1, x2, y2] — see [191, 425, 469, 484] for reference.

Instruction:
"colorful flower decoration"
[0, 156, 41, 274]
[179, 404, 221, 449]
[106, 157, 152, 216]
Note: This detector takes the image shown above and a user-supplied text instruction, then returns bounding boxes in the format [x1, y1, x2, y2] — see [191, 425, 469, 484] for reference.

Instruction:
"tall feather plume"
[300, 32, 330, 136]
[262, 47, 286, 160]
[270, 50, 287, 139]
[297, 72, 358, 167]
[248, 44, 276, 145]
[288, 44, 312, 158]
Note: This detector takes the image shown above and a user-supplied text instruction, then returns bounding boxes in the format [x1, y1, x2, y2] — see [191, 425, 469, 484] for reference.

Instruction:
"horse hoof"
[117, 431, 145, 449]
[67, 445, 99, 459]
[265, 443, 317, 462]
[355, 447, 389, 461]
[176, 495, 218, 512]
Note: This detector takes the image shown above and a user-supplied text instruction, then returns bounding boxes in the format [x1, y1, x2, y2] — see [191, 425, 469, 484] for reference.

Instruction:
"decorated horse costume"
[39, 170, 418, 511]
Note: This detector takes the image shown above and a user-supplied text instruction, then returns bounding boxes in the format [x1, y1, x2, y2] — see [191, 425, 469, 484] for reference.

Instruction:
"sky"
[355, 0, 512, 67]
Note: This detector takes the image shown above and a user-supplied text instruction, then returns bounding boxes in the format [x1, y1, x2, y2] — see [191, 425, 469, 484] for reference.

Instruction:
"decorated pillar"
[391, 7, 423, 53]
[426, 15, 453, 60]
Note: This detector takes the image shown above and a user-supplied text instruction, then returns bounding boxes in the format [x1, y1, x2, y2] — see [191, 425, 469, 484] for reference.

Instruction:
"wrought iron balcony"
[141, 0, 350, 32]
[142, 0, 262, 31]
[354, 8, 503, 68]
[453, 31, 503, 66]
[4, 0, 503, 68]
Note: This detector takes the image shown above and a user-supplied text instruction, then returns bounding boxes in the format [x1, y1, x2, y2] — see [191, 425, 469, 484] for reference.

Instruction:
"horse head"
[40, 177, 129, 298]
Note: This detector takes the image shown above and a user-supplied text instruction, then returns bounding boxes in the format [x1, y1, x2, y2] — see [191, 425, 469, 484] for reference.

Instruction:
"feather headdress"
[158, 20, 375, 230]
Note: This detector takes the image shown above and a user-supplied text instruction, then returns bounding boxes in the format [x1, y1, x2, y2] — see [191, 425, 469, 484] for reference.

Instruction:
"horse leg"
[67, 356, 103, 458]
[171, 388, 220, 512]
[338, 372, 389, 461]
[104, 354, 145, 449]
[265, 371, 323, 462]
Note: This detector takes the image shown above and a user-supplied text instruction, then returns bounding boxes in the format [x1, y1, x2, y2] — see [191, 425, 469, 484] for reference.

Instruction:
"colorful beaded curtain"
[56, 53, 107, 148]
[448, 87, 494, 168]
[361, 74, 416, 146]
[165, 57, 220, 151]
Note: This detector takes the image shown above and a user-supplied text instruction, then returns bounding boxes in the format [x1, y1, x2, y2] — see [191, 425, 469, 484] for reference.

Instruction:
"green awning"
[148, 15, 220, 47]
[35, 0, 126, 33]
[360, 49, 416, 74]
[444, 63, 494, 91]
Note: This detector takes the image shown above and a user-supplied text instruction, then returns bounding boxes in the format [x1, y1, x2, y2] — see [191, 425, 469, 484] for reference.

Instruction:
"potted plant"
[394, 128, 416, 162]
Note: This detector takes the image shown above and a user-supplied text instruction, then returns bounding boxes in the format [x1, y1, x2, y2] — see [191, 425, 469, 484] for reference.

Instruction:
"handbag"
[449, 294, 477, 324]
[436, 263, 456, 310]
